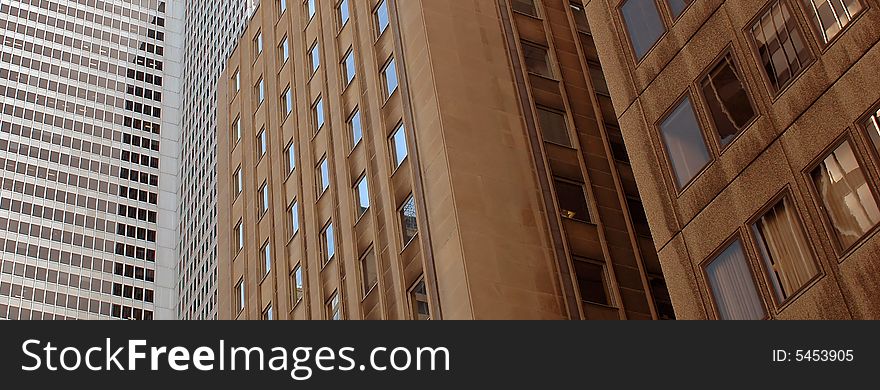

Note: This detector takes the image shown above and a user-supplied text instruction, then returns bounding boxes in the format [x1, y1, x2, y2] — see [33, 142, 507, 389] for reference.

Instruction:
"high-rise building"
[583, 0, 880, 318]
[216, 0, 674, 320]
[0, 0, 183, 320]
[177, 0, 258, 320]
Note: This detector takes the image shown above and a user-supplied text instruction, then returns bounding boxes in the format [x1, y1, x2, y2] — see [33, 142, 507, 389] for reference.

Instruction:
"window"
[309, 41, 320, 75]
[306, 0, 316, 19]
[809, 140, 880, 252]
[375, 0, 390, 37]
[570, 3, 590, 33]
[235, 279, 245, 314]
[233, 70, 240, 92]
[667, 0, 693, 19]
[285, 143, 296, 175]
[261, 240, 272, 276]
[391, 124, 408, 169]
[313, 97, 325, 132]
[554, 179, 591, 223]
[232, 116, 242, 144]
[259, 182, 270, 216]
[234, 221, 244, 256]
[699, 53, 757, 147]
[262, 304, 273, 320]
[360, 248, 378, 295]
[355, 174, 370, 218]
[281, 87, 293, 118]
[349, 109, 363, 148]
[254, 31, 263, 57]
[322, 222, 336, 263]
[256, 78, 265, 104]
[749, 1, 813, 93]
[382, 57, 399, 99]
[317, 156, 330, 195]
[338, 0, 350, 27]
[280, 36, 290, 63]
[659, 95, 711, 189]
[704, 239, 766, 320]
[752, 195, 820, 303]
[865, 107, 880, 152]
[620, 0, 666, 60]
[233, 167, 243, 197]
[288, 200, 300, 237]
[409, 279, 430, 320]
[537, 107, 571, 147]
[511, 0, 539, 17]
[279, 0, 287, 14]
[257, 128, 268, 158]
[400, 195, 418, 245]
[342, 49, 356, 86]
[521, 42, 554, 78]
[327, 293, 341, 320]
[573, 257, 611, 306]
[802, 0, 863, 44]
[291, 265, 304, 305]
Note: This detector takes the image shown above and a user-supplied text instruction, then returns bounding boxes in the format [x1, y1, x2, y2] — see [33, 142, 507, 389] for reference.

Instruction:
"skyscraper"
[583, 0, 880, 318]
[0, 0, 183, 320]
[217, 0, 674, 320]
[176, 0, 258, 320]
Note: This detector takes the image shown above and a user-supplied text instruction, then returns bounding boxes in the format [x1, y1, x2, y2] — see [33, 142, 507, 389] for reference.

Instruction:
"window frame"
[553, 177, 593, 224]
[374, 0, 390, 39]
[381, 56, 399, 101]
[695, 46, 760, 153]
[390, 122, 408, 171]
[398, 194, 419, 249]
[288, 199, 300, 240]
[359, 247, 379, 298]
[655, 90, 715, 193]
[321, 221, 336, 265]
[699, 233, 770, 321]
[616, 0, 670, 64]
[354, 172, 370, 221]
[290, 264, 304, 308]
[799, 0, 868, 49]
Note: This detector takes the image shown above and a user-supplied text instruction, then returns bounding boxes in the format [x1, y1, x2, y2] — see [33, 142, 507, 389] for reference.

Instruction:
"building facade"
[176, 0, 258, 320]
[0, 0, 184, 320]
[217, 0, 674, 320]
[583, 0, 880, 318]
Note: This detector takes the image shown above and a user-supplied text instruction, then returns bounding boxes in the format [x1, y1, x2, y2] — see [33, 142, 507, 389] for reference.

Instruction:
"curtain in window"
[811, 141, 880, 250]
[706, 240, 765, 320]
[753, 197, 819, 301]
[803, 0, 863, 43]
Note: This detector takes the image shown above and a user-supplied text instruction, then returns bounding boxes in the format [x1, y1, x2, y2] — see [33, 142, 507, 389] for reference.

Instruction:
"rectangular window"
[232, 116, 242, 144]
[537, 107, 571, 147]
[327, 292, 341, 320]
[342, 49, 356, 86]
[571, 3, 591, 33]
[349, 109, 363, 148]
[313, 97, 325, 132]
[291, 265, 304, 305]
[259, 182, 270, 216]
[375, 0, 390, 37]
[309, 41, 320, 75]
[699, 53, 757, 147]
[233, 167, 243, 197]
[660, 95, 711, 189]
[261, 240, 272, 275]
[236, 279, 245, 314]
[262, 304, 273, 320]
[256, 78, 265, 104]
[317, 156, 330, 195]
[750, 1, 813, 93]
[391, 124, 408, 169]
[620, 0, 666, 60]
[667, 0, 693, 19]
[280, 36, 290, 63]
[306, 0, 316, 19]
[382, 57, 399, 99]
[285, 143, 296, 174]
[279, 0, 287, 14]
[338, 0, 350, 27]
[281, 87, 293, 119]
[803, 0, 863, 44]
[400, 195, 418, 245]
[233, 70, 241, 92]
[288, 200, 300, 237]
[254, 31, 263, 57]
[752, 195, 820, 303]
[809, 140, 880, 251]
[704, 239, 766, 320]
[409, 279, 430, 320]
[554, 179, 591, 223]
[521, 42, 554, 78]
[865, 107, 880, 152]
[234, 221, 244, 256]
[257, 128, 268, 158]
[322, 222, 336, 264]
[355, 174, 370, 218]
[360, 248, 378, 295]
[573, 257, 611, 306]
[511, 0, 539, 17]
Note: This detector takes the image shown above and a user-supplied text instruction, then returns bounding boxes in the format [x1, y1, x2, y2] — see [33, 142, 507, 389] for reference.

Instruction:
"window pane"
[314, 97, 325, 131]
[350, 109, 363, 147]
[511, 0, 539, 16]
[323, 223, 335, 262]
[339, 0, 350, 26]
[391, 124, 408, 168]
[256, 79, 265, 103]
[285, 144, 296, 174]
[262, 242, 272, 275]
[750, 1, 813, 92]
[280, 37, 289, 62]
[537, 107, 571, 146]
[521, 42, 554, 78]
[318, 157, 330, 194]
[803, 0, 863, 43]
[573, 258, 610, 305]
[660, 96, 711, 189]
[327, 293, 341, 320]
[376, 0, 390, 35]
[667, 0, 694, 19]
[289, 201, 299, 236]
[555, 180, 591, 223]
[258, 129, 267, 157]
[292, 266, 303, 304]
[355, 175, 370, 217]
[570, 3, 590, 32]
[384, 58, 399, 97]
[700, 53, 757, 146]
[410, 279, 430, 320]
[343, 50, 356, 85]
[400, 196, 418, 244]
[236, 280, 245, 313]
[620, 0, 666, 60]
[810, 141, 880, 250]
[361, 249, 378, 295]
[752, 196, 819, 302]
[309, 42, 320, 73]
[705, 240, 765, 320]
[864, 107, 880, 151]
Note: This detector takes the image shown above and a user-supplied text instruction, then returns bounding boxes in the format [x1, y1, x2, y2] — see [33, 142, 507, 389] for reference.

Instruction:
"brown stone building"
[216, 0, 674, 320]
[582, 0, 880, 319]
